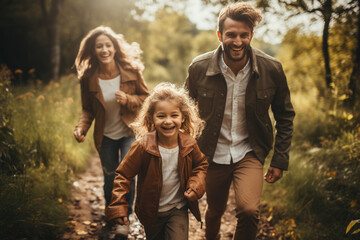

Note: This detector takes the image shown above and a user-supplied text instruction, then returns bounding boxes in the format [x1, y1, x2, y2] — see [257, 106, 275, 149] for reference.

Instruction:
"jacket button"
[220, 93, 224, 97]
[217, 113, 221, 117]
[213, 132, 217, 136]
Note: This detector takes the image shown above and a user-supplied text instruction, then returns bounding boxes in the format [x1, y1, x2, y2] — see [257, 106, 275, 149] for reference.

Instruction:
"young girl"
[105, 82, 208, 240]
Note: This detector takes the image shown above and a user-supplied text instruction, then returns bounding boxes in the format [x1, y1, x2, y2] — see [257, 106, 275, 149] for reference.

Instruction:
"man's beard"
[222, 43, 250, 62]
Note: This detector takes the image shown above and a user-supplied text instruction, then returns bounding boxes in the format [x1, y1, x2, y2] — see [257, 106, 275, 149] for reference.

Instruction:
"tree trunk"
[49, 0, 61, 82]
[347, 0, 360, 108]
[40, 0, 61, 82]
[323, 0, 333, 88]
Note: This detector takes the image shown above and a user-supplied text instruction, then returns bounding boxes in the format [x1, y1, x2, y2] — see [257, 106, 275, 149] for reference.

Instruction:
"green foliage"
[277, 28, 325, 94]
[328, 13, 358, 111]
[143, 7, 199, 85]
[263, 123, 360, 239]
[0, 69, 94, 239]
[261, 12, 360, 238]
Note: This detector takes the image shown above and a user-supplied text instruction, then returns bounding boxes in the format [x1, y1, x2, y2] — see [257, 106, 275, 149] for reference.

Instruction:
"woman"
[73, 26, 149, 223]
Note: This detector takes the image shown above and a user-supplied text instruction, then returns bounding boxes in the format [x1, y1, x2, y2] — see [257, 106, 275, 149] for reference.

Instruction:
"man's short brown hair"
[217, 2, 262, 33]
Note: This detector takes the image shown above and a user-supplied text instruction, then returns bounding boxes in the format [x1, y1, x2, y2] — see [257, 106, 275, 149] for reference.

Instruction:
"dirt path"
[62, 156, 277, 240]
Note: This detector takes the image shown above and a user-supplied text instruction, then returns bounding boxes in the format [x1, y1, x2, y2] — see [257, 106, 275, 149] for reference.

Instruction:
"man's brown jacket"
[105, 131, 208, 227]
[185, 46, 295, 170]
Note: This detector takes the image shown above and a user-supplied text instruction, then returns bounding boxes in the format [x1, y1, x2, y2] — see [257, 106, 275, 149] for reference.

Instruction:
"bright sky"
[185, 0, 219, 31]
[184, 0, 324, 44]
[136, 0, 324, 44]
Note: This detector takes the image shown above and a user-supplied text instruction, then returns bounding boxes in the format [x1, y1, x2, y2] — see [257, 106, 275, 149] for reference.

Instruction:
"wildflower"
[326, 171, 336, 178]
[37, 95, 45, 101]
[14, 69, 23, 74]
[16, 91, 35, 100]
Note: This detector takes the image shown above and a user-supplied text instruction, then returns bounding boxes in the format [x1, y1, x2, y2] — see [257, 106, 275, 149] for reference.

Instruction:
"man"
[185, 2, 295, 240]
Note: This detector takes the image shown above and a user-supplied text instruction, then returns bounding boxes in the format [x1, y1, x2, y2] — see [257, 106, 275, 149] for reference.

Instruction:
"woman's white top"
[99, 75, 128, 140]
[158, 145, 187, 212]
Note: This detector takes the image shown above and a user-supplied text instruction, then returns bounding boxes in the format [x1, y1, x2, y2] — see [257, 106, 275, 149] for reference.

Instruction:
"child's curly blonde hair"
[130, 82, 205, 140]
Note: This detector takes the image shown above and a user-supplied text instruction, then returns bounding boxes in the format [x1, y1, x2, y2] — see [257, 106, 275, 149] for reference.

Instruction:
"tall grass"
[0, 67, 94, 239]
[262, 91, 360, 240]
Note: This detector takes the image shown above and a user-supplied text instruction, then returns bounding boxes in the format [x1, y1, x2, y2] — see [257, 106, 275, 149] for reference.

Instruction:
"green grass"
[0, 69, 95, 239]
[262, 91, 360, 240]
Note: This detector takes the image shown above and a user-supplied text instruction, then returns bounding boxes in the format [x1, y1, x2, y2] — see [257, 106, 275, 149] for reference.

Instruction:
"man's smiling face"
[218, 17, 253, 63]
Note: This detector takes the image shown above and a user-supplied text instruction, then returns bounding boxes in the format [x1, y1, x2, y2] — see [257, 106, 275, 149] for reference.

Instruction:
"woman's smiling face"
[94, 34, 116, 65]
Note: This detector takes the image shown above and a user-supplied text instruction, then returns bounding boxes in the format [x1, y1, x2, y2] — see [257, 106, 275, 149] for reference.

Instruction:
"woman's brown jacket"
[105, 131, 209, 227]
[74, 64, 149, 153]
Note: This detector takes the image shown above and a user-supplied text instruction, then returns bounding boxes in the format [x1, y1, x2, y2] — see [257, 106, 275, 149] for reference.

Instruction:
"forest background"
[0, 0, 359, 239]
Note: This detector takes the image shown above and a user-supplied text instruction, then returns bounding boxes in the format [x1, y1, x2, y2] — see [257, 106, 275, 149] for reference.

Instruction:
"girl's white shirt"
[158, 145, 187, 212]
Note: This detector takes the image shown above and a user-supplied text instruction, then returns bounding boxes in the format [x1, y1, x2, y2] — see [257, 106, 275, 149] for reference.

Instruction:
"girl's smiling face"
[153, 99, 184, 147]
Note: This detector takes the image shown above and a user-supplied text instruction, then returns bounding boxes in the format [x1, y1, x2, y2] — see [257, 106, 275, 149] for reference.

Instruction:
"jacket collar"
[141, 131, 196, 158]
[206, 45, 223, 76]
[206, 45, 259, 77]
[88, 63, 138, 92]
[249, 47, 259, 77]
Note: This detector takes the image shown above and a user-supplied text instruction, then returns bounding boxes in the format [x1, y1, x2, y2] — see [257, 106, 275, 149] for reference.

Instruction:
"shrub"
[0, 67, 94, 239]
[263, 112, 360, 240]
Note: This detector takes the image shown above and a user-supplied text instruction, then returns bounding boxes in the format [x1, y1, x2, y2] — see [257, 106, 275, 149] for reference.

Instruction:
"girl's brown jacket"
[105, 131, 208, 227]
[74, 64, 149, 153]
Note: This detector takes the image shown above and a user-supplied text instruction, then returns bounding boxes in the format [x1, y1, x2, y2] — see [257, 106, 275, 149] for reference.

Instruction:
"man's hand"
[184, 188, 197, 201]
[264, 166, 283, 183]
[114, 216, 129, 225]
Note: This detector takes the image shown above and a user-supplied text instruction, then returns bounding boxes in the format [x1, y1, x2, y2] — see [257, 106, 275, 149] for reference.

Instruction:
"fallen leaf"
[76, 230, 87, 235]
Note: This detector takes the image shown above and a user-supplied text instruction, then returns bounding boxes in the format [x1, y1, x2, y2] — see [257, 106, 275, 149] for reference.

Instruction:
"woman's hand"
[74, 128, 86, 142]
[115, 90, 128, 106]
[184, 188, 197, 202]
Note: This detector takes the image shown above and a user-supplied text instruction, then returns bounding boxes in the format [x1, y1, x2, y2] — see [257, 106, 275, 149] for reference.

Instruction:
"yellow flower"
[326, 171, 336, 178]
[37, 95, 45, 101]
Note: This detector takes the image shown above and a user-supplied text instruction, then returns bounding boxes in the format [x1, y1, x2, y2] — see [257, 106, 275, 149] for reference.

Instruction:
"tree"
[40, 0, 63, 82]
[347, 0, 360, 108]
[143, 7, 198, 84]
[275, 0, 334, 88]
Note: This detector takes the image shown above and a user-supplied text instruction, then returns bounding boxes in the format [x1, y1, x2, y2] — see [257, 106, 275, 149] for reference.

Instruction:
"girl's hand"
[115, 90, 128, 106]
[114, 216, 129, 225]
[74, 128, 85, 142]
[184, 188, 197, 202]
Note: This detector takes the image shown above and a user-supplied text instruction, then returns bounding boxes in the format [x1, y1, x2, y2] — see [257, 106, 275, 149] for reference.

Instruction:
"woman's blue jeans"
[99, 135, 135, 214]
